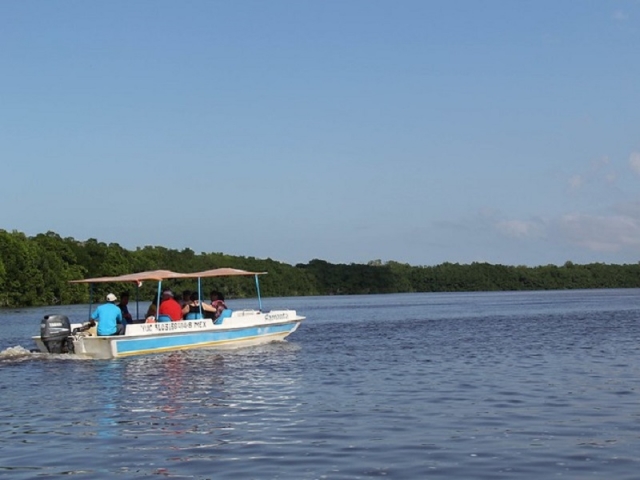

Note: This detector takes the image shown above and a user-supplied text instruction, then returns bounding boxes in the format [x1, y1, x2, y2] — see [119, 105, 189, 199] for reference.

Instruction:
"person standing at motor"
[92, 293, 126, 336]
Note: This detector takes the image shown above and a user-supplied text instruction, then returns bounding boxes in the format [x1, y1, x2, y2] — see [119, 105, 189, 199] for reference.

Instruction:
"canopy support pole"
[88, 283, 94, 319]
[135, 282, 140, 321]
[198, 277, 203, 318]
[156, 280, 162, 317]
[255, 274, 263, 311]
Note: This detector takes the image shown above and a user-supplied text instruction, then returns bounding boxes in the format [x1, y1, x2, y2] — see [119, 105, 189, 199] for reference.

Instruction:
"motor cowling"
[40, 315, 73, 354]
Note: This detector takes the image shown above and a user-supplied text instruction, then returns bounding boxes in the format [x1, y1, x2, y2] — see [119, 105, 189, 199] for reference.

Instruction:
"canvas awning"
[179, 268, 267, 279]
[69, 268, 266, 283]
[69, 269, 184, 284]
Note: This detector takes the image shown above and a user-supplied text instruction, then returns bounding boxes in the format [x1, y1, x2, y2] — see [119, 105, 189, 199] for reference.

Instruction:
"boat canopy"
[69, 268, 267, 284]
[70, 267, 269, 317]
[69, 269, 184, 284]
[179, 268, 267, 279]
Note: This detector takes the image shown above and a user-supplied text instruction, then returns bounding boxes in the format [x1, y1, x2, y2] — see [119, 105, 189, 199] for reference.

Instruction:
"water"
[1, 290, 639, 479]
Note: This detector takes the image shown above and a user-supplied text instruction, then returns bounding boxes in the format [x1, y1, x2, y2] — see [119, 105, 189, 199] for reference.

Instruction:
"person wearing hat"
[91, 293, 126, 336]
[157, 289, 183, 322]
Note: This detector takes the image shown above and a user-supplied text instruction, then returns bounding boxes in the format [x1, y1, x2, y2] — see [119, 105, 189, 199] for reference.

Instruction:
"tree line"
[0, 229, 639, 307]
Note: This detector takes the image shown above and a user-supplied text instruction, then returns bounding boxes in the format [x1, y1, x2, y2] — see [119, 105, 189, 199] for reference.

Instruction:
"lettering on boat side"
[265, 313, 289, 321]
[139, 320, 209, 334]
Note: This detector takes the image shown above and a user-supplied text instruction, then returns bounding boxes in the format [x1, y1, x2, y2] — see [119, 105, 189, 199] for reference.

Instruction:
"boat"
[33, 268, 304, 359]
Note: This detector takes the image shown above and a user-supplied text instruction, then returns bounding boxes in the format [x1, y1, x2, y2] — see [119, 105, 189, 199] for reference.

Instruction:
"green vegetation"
[0, 229, 639, 307]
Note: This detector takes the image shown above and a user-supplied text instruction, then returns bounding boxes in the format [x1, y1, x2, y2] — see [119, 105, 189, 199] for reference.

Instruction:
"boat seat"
[185, 313, 203, 320]
[214, 309, 232, 325]
[157, 314, 172, 323]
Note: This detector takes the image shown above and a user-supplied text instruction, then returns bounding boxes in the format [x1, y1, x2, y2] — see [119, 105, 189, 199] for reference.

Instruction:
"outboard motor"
[40, 315, 73, 354]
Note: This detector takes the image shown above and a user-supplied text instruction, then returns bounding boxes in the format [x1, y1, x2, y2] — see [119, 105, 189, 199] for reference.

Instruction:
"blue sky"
[1, 1, 639, 267]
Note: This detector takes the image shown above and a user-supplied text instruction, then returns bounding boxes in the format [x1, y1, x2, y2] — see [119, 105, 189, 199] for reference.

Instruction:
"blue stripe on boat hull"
[114, 322, 298, 356]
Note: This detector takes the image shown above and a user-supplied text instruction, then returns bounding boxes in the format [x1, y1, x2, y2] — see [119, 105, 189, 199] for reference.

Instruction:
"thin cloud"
[612, 10, 629, 21]
[567, 155, 618, 192]
[630, 152, 640, 176]
[612, 200, 640, 217]
[568, 174, 584, 191]
[557, 213, 640, 252]
[495, 218, 545, 239]
[492, 203, 640, 256]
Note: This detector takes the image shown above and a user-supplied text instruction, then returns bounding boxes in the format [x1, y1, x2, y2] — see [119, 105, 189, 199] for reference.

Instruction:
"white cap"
[106, 293, 117, 302]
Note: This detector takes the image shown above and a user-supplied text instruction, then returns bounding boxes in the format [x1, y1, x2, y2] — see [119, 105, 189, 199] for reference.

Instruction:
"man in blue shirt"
[92, 293, 125, 336]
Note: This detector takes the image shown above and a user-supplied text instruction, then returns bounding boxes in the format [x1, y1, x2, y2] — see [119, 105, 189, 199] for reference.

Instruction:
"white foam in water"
[0, 345, 36, 359]
[0, 345, 89, 362]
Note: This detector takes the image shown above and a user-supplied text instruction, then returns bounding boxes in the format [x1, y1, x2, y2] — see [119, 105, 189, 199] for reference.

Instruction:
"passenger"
[182, 291, 203, 319]
[180, 290, 192, 308]
[158, 289, 183, 321]
[145, 296, 158, 319]
[118, 291, 133, 324]
[92, 293, 125, 336]
[201, 290, 228, 321]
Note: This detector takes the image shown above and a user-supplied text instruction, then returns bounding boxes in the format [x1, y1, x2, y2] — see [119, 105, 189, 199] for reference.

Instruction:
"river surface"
[1, 289, 639, 479]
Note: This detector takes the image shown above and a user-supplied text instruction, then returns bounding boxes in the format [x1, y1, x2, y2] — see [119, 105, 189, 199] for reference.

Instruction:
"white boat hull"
[34, 309, 303, 359]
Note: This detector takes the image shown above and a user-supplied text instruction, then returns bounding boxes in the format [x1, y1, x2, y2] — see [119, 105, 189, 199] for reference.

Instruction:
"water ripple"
[1, 291, 640, 478]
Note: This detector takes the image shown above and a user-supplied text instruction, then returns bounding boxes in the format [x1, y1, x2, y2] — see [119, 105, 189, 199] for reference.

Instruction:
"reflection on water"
[114, 344, 304, 450]
[0, 335, 304, 478]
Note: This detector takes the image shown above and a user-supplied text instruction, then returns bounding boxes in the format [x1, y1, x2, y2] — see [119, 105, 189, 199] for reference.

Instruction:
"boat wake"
[0, 345, 88, 363]
[0, 345, 40, 362]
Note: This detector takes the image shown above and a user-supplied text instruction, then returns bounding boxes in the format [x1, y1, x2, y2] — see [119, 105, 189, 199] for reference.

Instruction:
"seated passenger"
[158, 289, 183, 321]
[200, 290, 228, 321]
[180, 290, 192, 308]
[92, 293, 125, 336]
[118, 291, 133, 324]
[182, 291, 203, 319]
[145, 296, 158, 321]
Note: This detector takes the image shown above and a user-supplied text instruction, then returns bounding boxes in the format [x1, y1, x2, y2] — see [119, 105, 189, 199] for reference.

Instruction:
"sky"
[1, 1, 639, 267]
